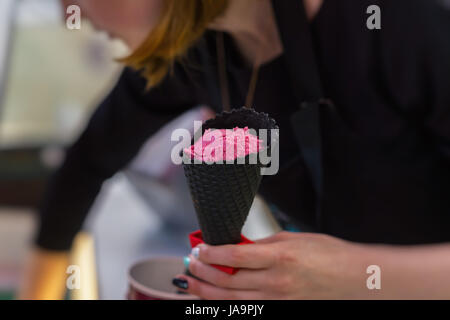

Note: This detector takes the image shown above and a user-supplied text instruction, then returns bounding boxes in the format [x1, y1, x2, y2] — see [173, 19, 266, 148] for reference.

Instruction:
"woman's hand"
[173, 231, 370, 299]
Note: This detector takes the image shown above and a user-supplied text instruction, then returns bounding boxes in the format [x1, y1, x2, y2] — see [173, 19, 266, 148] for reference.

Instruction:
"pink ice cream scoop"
[184, 127, 264, 162]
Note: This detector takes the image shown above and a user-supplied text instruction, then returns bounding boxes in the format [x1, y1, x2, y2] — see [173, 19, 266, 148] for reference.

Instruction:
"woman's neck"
[208, 0, 282, 66]
[304, 0, 324, 20]
[208, 0, 323, 67]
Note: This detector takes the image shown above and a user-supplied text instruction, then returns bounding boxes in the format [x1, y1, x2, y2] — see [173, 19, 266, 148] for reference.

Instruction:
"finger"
[192, 243, 276, 269]
[172, 274, 260, 300]
[188, 255, 266, 290]
[253, 231, 299, 244]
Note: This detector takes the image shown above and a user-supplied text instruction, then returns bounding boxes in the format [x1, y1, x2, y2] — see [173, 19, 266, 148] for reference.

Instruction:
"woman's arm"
[175, 232, 450, 299]
[363, 241, 450, 299]
[20, 64, 202, 299]
[35, 66, 199, 251]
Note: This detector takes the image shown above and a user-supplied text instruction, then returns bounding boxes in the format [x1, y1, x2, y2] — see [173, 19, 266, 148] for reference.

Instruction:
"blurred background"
[0, 0, 125, 299]
[0, 0, 281, 300]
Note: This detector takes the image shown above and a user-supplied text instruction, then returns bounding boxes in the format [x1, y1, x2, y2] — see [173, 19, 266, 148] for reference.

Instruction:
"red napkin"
[189, 230, 254, 275]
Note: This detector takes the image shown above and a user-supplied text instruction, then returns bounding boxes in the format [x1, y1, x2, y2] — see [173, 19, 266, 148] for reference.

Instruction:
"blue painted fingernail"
[183, 256, 190, 268]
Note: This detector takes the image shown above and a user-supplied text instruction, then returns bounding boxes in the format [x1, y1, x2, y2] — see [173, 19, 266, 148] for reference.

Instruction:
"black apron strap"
[272, 0, 326, 218]
[197, 33, 225, 113]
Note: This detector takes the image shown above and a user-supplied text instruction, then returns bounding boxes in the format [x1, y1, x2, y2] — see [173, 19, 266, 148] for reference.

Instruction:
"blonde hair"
[120, 0, 228, 88]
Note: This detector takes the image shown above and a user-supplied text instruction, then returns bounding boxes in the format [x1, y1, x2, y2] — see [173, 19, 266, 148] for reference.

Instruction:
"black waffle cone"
[182, 107, 279, 245]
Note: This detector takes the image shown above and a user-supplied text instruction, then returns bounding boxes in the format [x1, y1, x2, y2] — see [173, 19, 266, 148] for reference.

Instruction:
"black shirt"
[36, 0, 450, 250]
